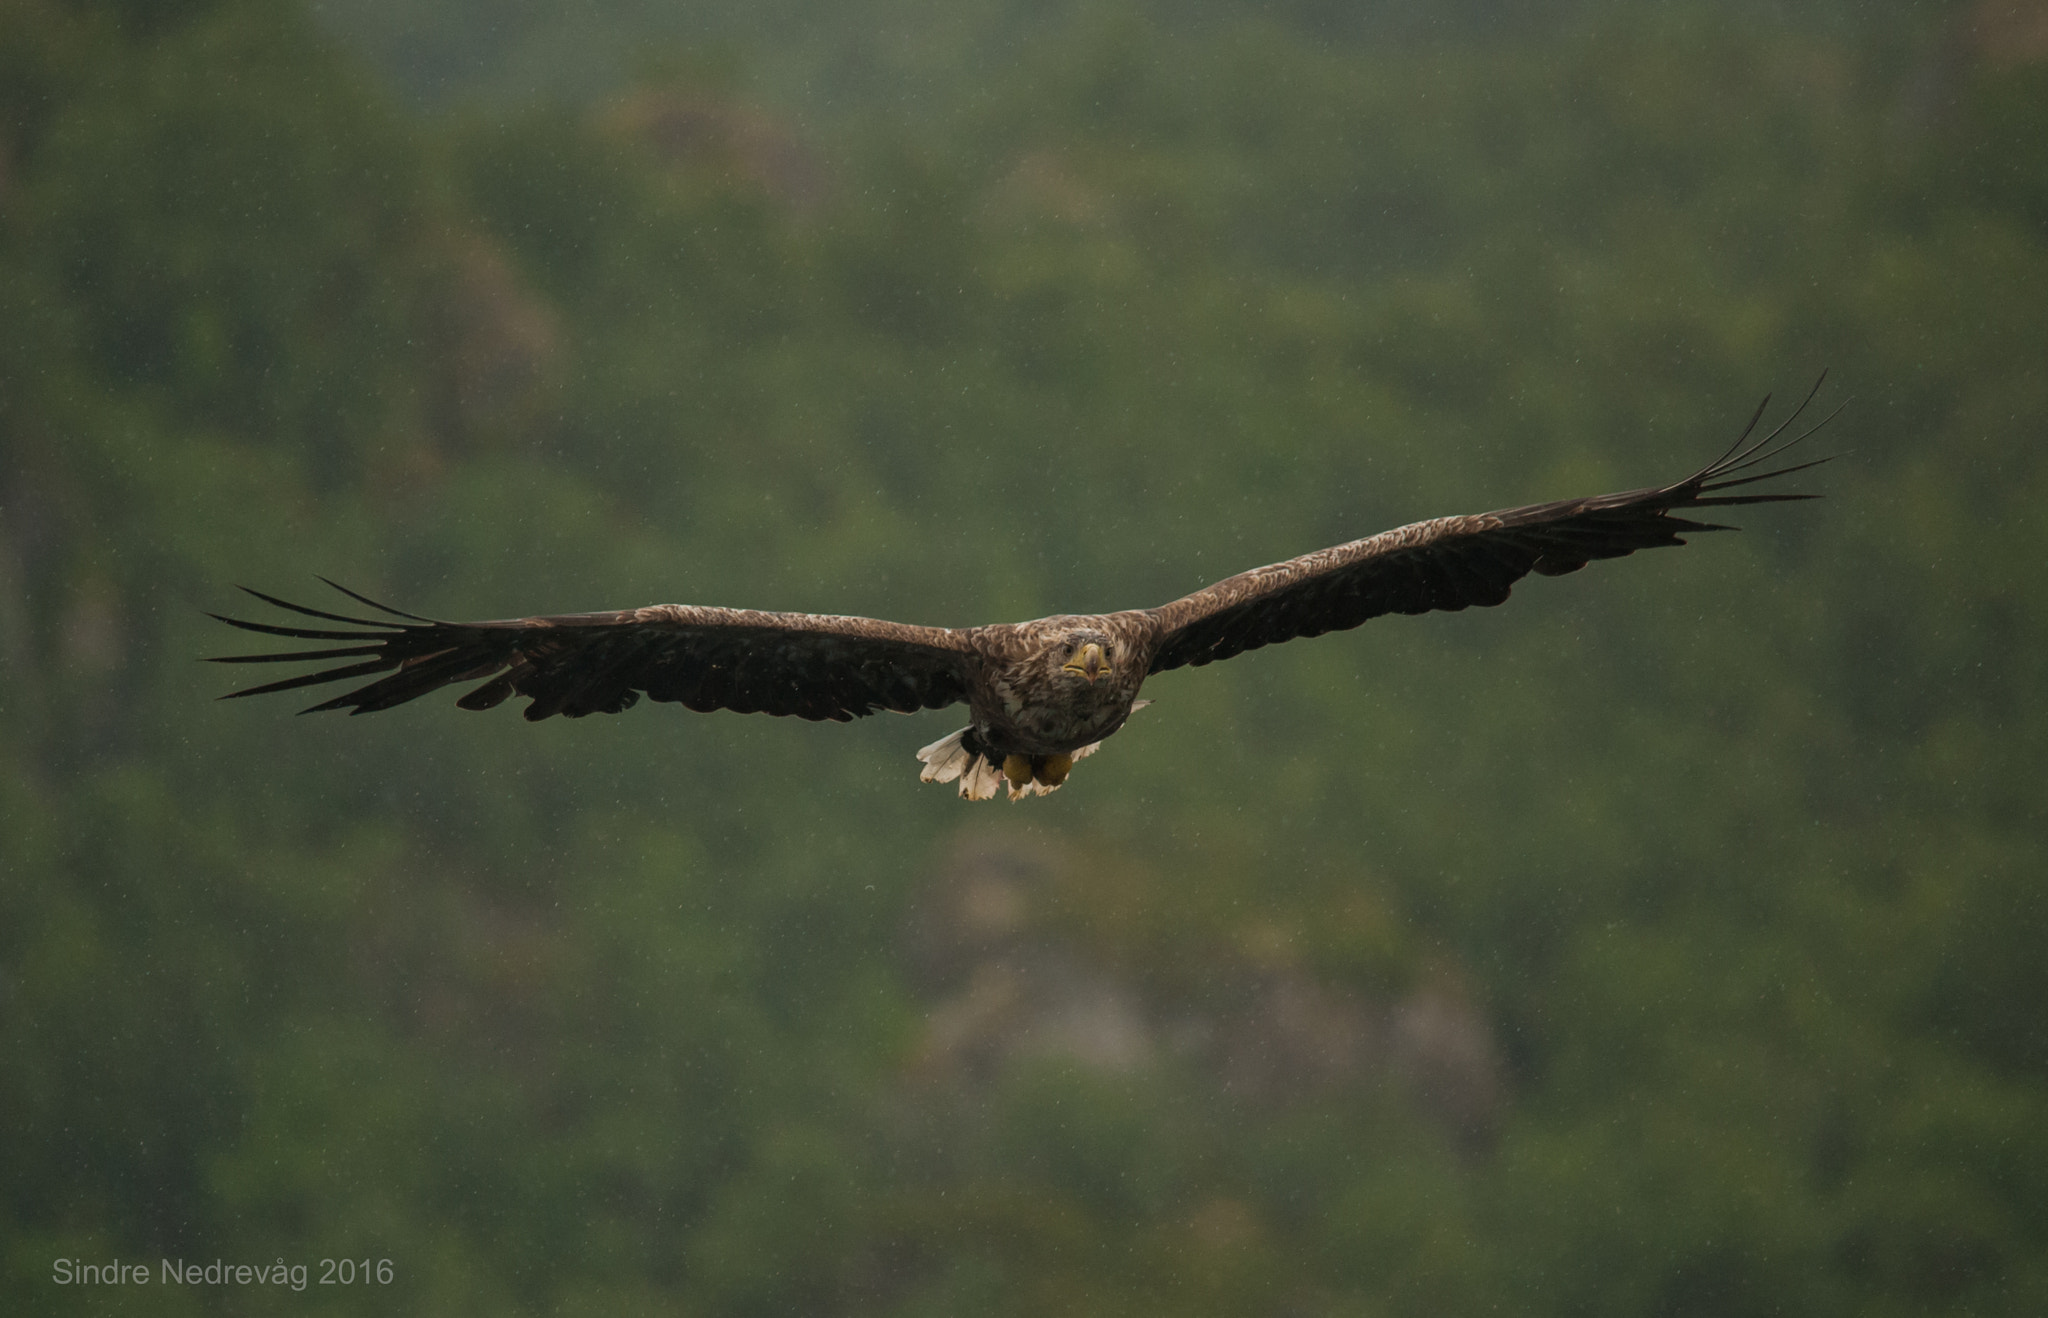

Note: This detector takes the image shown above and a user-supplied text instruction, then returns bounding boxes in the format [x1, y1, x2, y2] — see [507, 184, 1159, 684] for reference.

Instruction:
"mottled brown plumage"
[213, 382, 1836, 800]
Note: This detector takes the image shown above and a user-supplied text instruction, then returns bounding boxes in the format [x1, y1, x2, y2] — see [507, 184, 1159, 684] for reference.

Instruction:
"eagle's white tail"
[916, 728, 1007, 801]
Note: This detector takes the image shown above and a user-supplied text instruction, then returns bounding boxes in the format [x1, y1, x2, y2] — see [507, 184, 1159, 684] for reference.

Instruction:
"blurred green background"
[4, 0, 2045, 1313]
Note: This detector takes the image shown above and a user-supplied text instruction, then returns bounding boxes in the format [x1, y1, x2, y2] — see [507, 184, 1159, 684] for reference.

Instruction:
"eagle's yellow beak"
[1062, 642, 1110, 683]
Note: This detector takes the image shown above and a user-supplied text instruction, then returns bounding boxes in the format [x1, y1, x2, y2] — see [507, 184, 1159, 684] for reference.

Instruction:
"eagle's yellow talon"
[1003, 754, 1033, 788]
[1033, 753, 1074, 787]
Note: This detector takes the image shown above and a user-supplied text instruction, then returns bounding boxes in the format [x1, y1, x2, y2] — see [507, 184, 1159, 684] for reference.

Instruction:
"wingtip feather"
[317, 576, 439, 623]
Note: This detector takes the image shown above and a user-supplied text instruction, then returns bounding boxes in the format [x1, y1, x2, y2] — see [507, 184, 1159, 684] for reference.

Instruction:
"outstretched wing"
[1144, 379, 1838, 675]
[211, 583, 976, 722]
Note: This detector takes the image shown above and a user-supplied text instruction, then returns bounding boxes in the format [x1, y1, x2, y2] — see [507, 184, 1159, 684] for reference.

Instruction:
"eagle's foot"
[1003, 755, 1033, 789]
[1003, 748, 1095, 800]
[1033, 753, 1073, 787]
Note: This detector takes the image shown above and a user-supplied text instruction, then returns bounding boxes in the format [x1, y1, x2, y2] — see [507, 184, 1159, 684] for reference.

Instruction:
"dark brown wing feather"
[1145, 379, 1839, 675]
[211, 581, 976, 722]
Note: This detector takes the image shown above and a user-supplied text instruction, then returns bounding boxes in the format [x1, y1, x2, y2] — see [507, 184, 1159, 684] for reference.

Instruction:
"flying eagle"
[213, 384, 1834, 801]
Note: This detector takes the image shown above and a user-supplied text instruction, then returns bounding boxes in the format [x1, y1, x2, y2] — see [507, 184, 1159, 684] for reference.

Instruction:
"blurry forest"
[4, 0, 2047, 1313]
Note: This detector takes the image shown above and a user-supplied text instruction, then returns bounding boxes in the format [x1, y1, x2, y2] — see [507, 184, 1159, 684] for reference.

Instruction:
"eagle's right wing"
[212, 584, 976, 722]
[1143, 380, 1837, 676]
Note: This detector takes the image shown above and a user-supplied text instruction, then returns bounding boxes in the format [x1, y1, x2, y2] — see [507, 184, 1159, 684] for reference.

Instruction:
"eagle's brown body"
[914, 615, 1158, 799]
[212, 384, 1835, 801]
[966, 615, 1152, 753]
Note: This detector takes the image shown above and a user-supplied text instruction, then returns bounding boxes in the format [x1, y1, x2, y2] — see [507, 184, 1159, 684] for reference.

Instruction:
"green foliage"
[3, 0, 2044, 1314]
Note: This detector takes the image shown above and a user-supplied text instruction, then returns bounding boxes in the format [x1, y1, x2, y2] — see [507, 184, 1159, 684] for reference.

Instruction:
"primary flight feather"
[213, 381, 1836, 801]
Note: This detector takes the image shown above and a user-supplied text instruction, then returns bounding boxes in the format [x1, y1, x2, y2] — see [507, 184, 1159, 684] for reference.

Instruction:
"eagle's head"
[1055, 628, 1116, 685]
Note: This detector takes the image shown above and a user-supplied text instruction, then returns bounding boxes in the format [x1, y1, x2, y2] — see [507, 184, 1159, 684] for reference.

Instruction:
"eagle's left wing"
[1143, 382, 1837, 676]
[211, 584, 975, 722]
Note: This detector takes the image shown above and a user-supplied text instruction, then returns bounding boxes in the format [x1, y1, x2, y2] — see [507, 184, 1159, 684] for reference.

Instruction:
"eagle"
[213, 384, 1834, 801]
